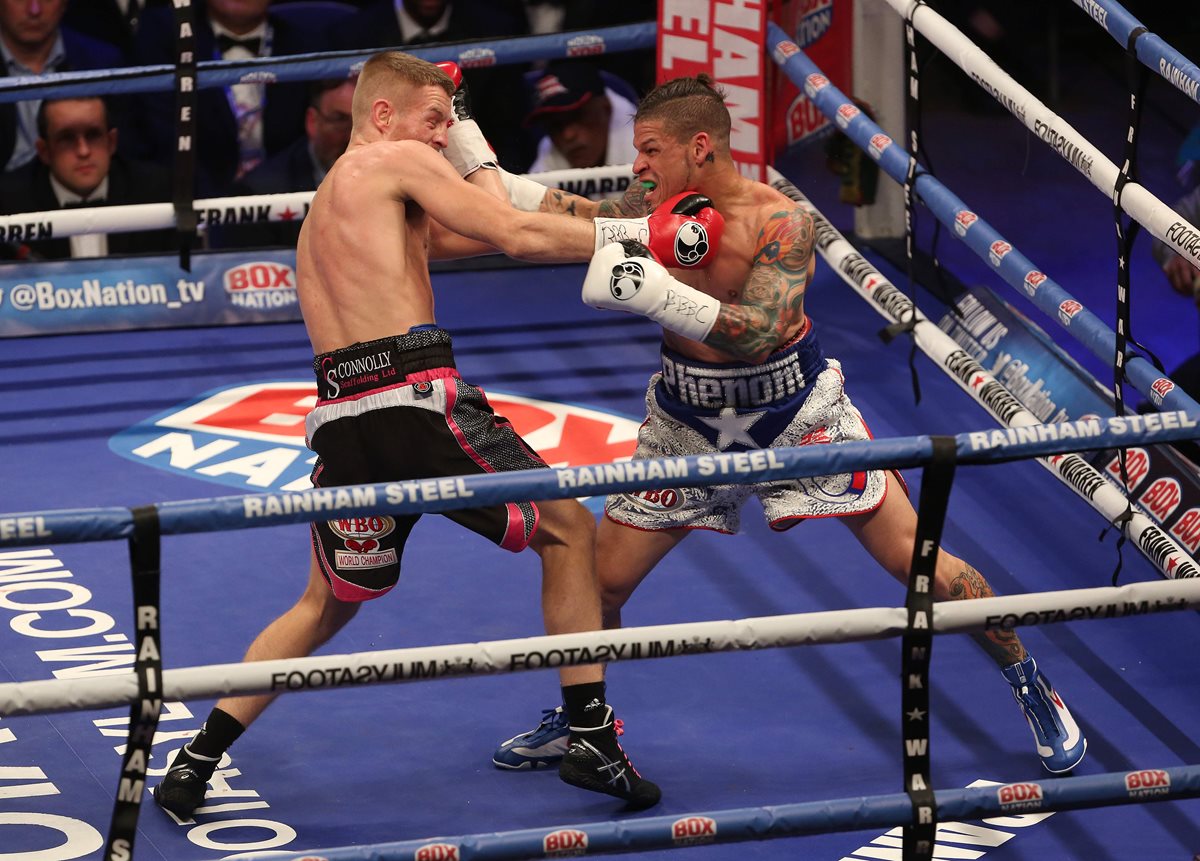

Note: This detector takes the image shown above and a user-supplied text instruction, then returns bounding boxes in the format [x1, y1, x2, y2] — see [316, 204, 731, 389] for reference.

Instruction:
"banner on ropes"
[932, 282, 1200, 567]
[657, 0, 770, 179]
[0, 249, 303, 336]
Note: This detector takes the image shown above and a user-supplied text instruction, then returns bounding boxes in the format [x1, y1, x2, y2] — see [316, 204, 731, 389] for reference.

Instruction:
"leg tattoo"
[947, 563, 1027, 667]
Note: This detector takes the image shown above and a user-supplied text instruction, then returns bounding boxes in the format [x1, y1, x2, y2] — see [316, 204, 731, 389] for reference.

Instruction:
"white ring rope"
[768, 167, 1200, 582]
[879, 0, 1200, 269]
[0, 165, 634, 239]
[0, 576, 1195, 717]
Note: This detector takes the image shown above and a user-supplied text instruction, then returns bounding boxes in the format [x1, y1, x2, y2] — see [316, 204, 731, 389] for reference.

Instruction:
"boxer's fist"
[435, 61, 476, 125]
[435, 61, 463, 92]
[437, 61, 496, 176]
[593, 191, 723, 269]
[647, 192, 724, 268]
[582, 240, 721, 341]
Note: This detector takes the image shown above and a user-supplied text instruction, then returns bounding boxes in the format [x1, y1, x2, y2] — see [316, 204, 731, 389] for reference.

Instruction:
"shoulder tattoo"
[704, 208, 814, 361]
[753, 208, 814, 273]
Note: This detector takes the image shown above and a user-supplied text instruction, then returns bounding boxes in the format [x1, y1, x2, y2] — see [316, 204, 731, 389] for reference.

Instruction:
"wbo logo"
[108, 382, 640, 508]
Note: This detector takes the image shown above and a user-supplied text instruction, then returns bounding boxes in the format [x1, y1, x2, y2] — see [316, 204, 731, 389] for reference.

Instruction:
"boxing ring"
[3, 3, 1200, 860]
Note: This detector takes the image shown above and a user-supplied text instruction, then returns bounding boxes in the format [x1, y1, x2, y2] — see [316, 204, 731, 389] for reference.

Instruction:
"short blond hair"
[352, 51, 454, 125]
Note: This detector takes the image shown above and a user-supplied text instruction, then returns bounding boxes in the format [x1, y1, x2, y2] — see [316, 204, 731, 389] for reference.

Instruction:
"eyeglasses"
[47, 127, 108, 149]
[313, 108, 352, 129]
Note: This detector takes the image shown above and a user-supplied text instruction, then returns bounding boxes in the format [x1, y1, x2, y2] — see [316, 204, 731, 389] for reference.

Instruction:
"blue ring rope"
[248, 764, 1200, 861]
[1, 412, 1197, 547]
[766, 22, 1200, 417]
[1073, 0, 1200, 107]
[0, 24, 656, 103]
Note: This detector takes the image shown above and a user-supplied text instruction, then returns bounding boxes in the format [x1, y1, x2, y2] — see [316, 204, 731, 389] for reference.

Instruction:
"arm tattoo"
[542, 183, 648, 220]
[596, 182, 651, 217]
[705, 208, 814, 362]
[946, 564, 994, 600]
[542, 189, 585, 217]
[948, 563, 1029, 665]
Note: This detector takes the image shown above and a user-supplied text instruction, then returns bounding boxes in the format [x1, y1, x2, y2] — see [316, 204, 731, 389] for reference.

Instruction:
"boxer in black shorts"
[307, 327, 545, 600]
[149, 52, 706, 823]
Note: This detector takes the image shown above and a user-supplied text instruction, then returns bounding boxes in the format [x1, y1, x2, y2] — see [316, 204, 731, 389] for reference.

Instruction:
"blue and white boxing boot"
[492, 706, 570, 770]
[1002, 655, 1087, 773]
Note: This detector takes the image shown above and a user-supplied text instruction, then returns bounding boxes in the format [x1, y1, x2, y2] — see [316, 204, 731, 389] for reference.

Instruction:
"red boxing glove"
[435, 61, 463, 92]
[648, 192, 724, 268]
[593, 191, 724, 268]
[435, 61, 474, 123]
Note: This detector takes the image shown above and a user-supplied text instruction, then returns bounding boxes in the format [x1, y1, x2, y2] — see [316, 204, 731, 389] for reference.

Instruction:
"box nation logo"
[109, 383, 639, 508]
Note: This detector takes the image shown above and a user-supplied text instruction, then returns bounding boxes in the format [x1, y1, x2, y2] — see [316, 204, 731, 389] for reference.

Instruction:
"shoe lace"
[555, 708, 623, 735]
[1016, 686, 1061, 741]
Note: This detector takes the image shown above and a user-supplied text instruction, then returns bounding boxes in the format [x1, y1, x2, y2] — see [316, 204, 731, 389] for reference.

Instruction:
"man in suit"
[0, 0, 125, 172]
[129, 0, 328, 194]
[0, 96, 173, 260]
[331, 0, 530, 168]
[219, 76, 356, 248]
[62, 0, 169, 61]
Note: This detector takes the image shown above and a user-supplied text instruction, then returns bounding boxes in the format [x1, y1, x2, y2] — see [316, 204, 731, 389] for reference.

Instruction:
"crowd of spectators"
[0, 0, 655, 258]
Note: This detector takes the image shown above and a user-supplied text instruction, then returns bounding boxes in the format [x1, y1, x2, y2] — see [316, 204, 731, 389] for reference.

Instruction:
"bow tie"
[63, 198, 105, 208]
[216, 33, 262, 55]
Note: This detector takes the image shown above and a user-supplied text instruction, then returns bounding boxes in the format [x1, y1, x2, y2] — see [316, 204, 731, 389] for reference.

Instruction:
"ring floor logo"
[108, 382, 640, 508]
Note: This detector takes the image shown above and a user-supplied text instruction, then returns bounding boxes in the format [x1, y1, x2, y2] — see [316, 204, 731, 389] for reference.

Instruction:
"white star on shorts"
[698, 407, 765, 450]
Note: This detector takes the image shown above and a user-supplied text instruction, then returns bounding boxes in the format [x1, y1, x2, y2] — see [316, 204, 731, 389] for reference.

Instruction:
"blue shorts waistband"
[658, 321, 827, 410]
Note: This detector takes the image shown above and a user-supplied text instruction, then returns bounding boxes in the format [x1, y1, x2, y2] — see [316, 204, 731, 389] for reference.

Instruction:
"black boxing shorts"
[305, 327, 545, 601]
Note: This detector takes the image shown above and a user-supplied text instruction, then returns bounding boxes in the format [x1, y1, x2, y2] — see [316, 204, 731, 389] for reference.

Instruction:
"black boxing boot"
[559, 705, 661, 809]
[153, 744, 219, 819]
[154, 707, 244, 819]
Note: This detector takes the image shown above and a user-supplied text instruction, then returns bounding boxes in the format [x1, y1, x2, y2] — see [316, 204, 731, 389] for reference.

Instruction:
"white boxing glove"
[445, 119, 495, 177]
[436, 62, 497, 177]
[592, 215, 650, 251]
[582, 240, 721, 342]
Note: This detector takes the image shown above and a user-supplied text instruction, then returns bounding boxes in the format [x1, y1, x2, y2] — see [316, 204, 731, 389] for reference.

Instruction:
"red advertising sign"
[769, 0, 855, 155]
[657, 1, 856, 174]
[657, 0, 770, 179]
